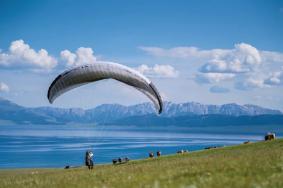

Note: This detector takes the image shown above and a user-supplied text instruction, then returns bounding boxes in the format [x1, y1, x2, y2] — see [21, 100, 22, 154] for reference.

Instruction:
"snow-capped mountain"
[0, 97, 281, 125]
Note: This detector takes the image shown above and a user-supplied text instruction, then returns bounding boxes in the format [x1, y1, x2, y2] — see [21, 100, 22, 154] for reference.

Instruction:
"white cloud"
[0, 82, 9, 92]
[246, 78, 265, 88]
[141, 43, 283, 91]
[60, 47, 97, 67]
[136, 64, 179, 78]
[264, 71, 283, 86]
[142, 43, 262, 74]
[235, 77, 266, 90]
[140, 46, 235, 60]
[0, 40, 57, 70]
[235, 69, 283, 90]
[200, 43, 261, 74]
[195, 73, 235, 84]
[200, 59, 249, 73]
[261, 51, 283, 63]
[140, 43, 263, 63]
[60, 50, 76, 66]
[234, 43, 261, 65]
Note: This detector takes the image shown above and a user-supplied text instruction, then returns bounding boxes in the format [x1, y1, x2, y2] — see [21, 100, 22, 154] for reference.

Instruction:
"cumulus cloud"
[0, 82, 9, 92]
[141, 43, 263, 62]
[60, 47, 97, 67]
[209, 86, 230, 93]
[235, 77, 266, 90]
[236, 69, 283, 90]
[141, 43, 283, 90]
[200, 43, 261, 74]
[136, 64, 179, 78]
[195, 73, 235, 84]
[264, 71, 283, 86]
[197, 43, 264, 91]
[261, 51, 283, 63]
[140, 46, 237, 60]
[0, 40, 57, 70]
[200, 59, 249, 73]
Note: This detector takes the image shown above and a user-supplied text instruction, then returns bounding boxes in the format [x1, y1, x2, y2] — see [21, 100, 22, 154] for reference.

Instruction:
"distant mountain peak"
[0, 98, 281, 125]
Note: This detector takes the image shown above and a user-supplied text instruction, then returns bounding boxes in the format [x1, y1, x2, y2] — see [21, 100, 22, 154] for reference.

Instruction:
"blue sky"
[1, 0, 283, 110]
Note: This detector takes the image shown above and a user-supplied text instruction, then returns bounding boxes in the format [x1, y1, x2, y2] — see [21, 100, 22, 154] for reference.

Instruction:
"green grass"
[1, 139, 283, 188]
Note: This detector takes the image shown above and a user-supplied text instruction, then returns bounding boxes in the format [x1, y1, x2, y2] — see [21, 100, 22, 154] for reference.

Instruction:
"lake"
[0, 124, 282, 169]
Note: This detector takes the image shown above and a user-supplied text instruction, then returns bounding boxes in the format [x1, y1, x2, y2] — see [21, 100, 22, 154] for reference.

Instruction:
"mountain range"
[0, 97, 282, 126]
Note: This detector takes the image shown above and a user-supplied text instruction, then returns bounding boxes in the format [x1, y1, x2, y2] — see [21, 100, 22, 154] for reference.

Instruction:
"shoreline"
[0, 139, 269, 171]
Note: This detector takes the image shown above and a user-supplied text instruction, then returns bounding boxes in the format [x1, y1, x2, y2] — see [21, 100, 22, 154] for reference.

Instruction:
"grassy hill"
[0, 139, 283, 188]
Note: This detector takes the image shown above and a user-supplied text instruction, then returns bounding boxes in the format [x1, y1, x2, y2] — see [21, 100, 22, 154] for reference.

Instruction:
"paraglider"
[47, 62, 163, 114]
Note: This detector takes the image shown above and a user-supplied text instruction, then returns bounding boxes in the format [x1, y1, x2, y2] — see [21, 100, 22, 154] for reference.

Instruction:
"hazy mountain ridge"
[110, 114, 283, 127]
[162, 102, 282, 116]
[0, 97, 282, 125]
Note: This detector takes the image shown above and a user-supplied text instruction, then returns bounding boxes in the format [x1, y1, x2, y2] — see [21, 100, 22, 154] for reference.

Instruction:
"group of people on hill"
[112, 157, 130, 165]
[84, 148, 191, 170]
[84, 149, 190, 169]
[84, 150, 163, 169]
[149, 151, 161, 158]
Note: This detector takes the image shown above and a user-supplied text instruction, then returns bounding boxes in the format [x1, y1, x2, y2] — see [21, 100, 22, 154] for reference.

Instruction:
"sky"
[0, 0, 283, 110]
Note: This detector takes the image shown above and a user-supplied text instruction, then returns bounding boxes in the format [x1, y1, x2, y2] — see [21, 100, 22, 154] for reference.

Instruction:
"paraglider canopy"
[47, 62, 163, 114]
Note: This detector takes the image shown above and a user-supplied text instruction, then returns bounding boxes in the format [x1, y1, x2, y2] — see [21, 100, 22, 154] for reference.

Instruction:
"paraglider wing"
[47, 62, 163, 113]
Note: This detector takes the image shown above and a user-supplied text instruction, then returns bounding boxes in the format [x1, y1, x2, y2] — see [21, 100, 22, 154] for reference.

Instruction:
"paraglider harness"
[85, 150, 94, 170]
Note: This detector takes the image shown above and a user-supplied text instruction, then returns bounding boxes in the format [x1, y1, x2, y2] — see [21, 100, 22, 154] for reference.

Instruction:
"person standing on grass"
[85, 150, 94, 170]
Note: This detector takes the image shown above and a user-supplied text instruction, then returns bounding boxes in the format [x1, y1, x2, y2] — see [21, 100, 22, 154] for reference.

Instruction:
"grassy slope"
[0, 139, 283, 188]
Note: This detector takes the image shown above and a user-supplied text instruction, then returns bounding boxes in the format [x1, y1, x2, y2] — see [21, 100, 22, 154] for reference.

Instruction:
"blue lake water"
[0, 124, 282, 169]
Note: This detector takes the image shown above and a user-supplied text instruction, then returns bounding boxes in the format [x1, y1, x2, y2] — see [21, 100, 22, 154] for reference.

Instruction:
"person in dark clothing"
[85, 150, 94, 170]
[118, 157, 122, 163]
